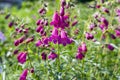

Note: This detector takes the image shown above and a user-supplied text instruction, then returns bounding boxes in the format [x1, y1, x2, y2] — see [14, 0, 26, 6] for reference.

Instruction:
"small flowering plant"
[0, 0, 120, 80]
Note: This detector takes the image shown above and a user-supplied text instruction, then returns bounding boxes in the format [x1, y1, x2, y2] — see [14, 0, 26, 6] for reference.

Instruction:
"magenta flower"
[5, 14, 10, 19]
[60, 30, 73, 46]
[19, 69, 28, 80]
[59, 16, 69, 28]
[26, 37, 34, 44]
[116, 9, 120, 16]
[107, 44, 114, 51]
[13, 49, 19, 54]
[44, 20, 48, 26]
[18, 29, 23, 33]
[61, 0, 66, 7]
[38, 8, 46, 15]
[49, 28, 60, 44]
[81, 42, 87, 53]
[8, 22, 14, 28]
[76, 42, 87, 60]
[89, 23, 96, 31]
[102, 7, 109, 13]
[41, 52, 47, 60]
[96, 5, 101, 9]
[110, 34, 116, 39]
[100, 17, 109, 28]
[17, 52, 27, 64]
[36, 25, 43, 33]
[85, 32, 94, 40]
[78, 42, 87, 53]
[50, 11, 61, 28]
[19, 36, 26, 43]
[72, 20, 78, 27]
[24, 28, 29, 34]
[76, 52, 84, 60]
[14, 40, 20, 46]
[35, 40, 43, 47]
[42, 37, 49, 45]
[60, 7, 65, 16]
[115, 29, 120, 37]
[39, 28, 46, 36]
[36, 20, 41, 25]
[48, 52, 58, 60]
[30, 68, 34, 73]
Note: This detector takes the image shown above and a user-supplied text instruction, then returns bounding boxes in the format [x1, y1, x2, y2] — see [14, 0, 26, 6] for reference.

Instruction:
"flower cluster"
[76, 42, 87, 60]
[49, 0, 73, 46]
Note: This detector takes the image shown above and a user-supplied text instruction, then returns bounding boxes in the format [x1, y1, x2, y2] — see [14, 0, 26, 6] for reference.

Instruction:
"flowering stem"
[57, 43, 60, 72]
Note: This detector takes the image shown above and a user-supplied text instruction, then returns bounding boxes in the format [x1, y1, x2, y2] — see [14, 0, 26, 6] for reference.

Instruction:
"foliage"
[0, 0, 120, 80]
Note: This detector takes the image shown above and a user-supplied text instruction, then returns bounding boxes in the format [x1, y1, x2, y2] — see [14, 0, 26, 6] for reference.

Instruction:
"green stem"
[57, 44, 60, 72]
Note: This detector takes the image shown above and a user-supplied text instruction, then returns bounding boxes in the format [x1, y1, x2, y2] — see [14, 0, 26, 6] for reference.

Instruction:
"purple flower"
[60, 7, 65, 16]
[96, 5, 101, 9]
[18, 29, 23, 33]
[19, 36, 25, 43]
[26, 37, 34, 44]
[72, 20, 78, 27]
[78, 42, 87, 53]
[38, 8, 46, 15]
[36, 25, 43, 33]
[48, 52, 58, 60]
[13, 49, 19, 54]
[36, 20, 41, 25]
[23, 28, 29, 34]
[49, 28, 60, 44]
[41, 52, 47, 60]
[30, 68, 34, 73]
[76, 52, 84, 60]
[60, 30, 73, 46]
[39, 28, 46, 36]
[115, 29, 120, 37]
[5, 14, 10, 19]
[50, 11, 61, 28]
[99, 24, 106, 31]
[42, 37, 49, 45]
[85, 32, 94, 40]
[89, 23, 95, 31]
[19, 69, 28, 80]
[59, 16, 69, 28]
[35, 40, 42, 47]
[0, 31, 6, 42]
[17, 52, 27, 64]
[61, 0, 66, 7]
[110, 34, 116, 39]
[107, 44, 114, 51]
[81, 42, 87, 53]
[102, 7, 109, 13]
[100, 17, 109, 28]
[116, 9, 120, 16]
[44, 20, 48, 26]
[8, 22, 14, 28]
[14, 40, 20, 46]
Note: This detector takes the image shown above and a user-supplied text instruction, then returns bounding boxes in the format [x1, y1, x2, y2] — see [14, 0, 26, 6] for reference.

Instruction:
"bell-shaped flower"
[17, 52, 27, 64]
[50, 11, 61, 28]
[49, 28, 60, 44]
[48, 52, 58, 60]
[60, 30, 73, 46]
[19, 69, 28, 80]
